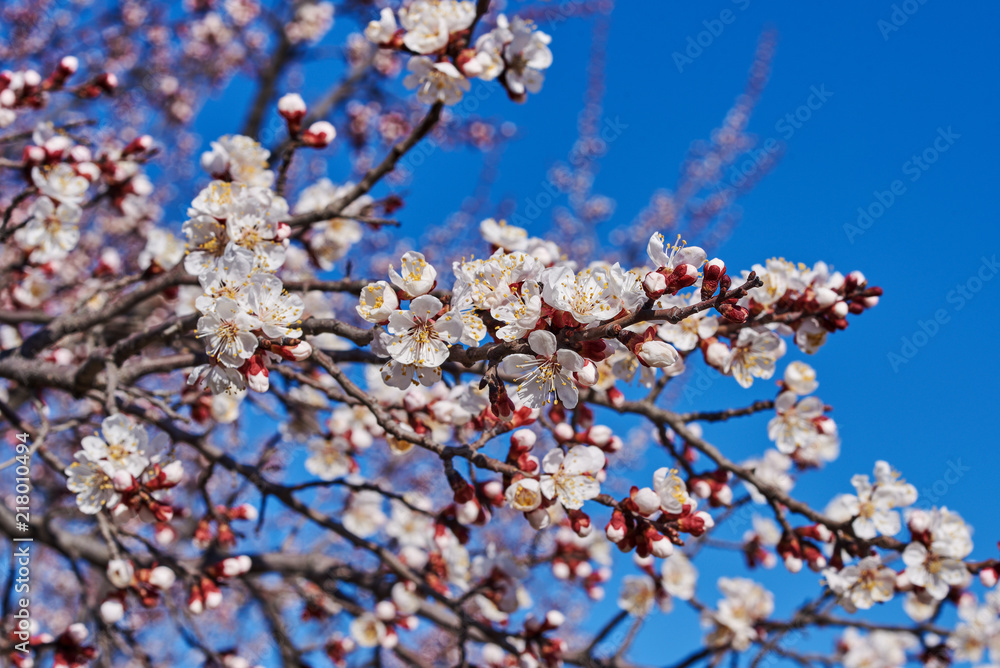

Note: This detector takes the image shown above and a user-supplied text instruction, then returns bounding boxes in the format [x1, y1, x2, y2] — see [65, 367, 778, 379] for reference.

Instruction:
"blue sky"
[193, 1, 1000, 664]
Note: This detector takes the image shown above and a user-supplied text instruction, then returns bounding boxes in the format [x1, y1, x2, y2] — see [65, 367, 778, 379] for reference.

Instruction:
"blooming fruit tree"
[0, 2, 997, 668]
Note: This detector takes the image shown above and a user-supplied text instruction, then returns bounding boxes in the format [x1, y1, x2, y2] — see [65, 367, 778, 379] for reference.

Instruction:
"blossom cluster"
[65, 415, 181, 518]
[365, 2, 553, 104]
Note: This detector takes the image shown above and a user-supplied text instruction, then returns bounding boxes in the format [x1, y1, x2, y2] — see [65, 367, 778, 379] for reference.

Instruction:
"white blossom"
[501, 329, 586, 408]
[539, 445, 605, 510]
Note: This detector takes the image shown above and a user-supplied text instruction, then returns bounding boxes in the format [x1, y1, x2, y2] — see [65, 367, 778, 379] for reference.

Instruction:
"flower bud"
[66, 623, 89, 644]
[107, 559, 134, 589]
[357, 281, 398, 323]
[511, 429, 536, 452]
[302, 120, 336, 148]
[649, 531, 674, 558]
[663, 264, 700, 294]
[112, 469, 135, 492]
[635, 340, 679, 368]
[980, 566, 998, 588]
[375, 600, 397, 621]
[716, 300, 749, 323]
[632, 487, 661, 516]
[100, 598, 125, 624]
[149, 566, 176, 590]
[525, 507, 551, 531]
[553, 422, 575, 442]
[605, 510, 627, 543]
[505, 478, 542, 512]
[575, 359, 599, 387]
[278, 93, 307, 133]
[607, 386, 625, 408]
[642, 271, 666, 299]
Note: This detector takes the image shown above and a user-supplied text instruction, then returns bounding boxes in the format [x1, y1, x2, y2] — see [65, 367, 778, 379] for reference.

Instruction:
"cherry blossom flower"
[539, 445, 605, 510]
[201, 134, 274, 188]
[647, 232, 706, 272]
[389, 250, 437, 297]
[480, 218, 528, 251]
[767, 391, 825, 454]
[32, 163, 89, 204]
[365, 8, 397, 45]
[386, 295, 463, 367]
[357, 281, 400, 323]
[305, 436, 353, 480]
[826, 461, 916, 540]
[403, 56, 470, 105]
[65, 453, 120, 514]
[295, 178, 369, 269]
[350, 612, 389, 648]
[724, 328, 785, 388]
[541, 265, 621, 324]
[14, 197, 81, 262]
[703, 578, 773, 652]
[824, 555, 896, 611]
[747, 258, 795, 307]
[653, 467, 695, 515]
[783, 361, 818, 395]
[839, 629, 917, 668]
[901, 541, 969, 600]
[138, 228, 185, 271]
[505, 478, 543, 512]
[618, 576, 656, 616]
[501, 329, 586, 408]
[661, 552, 698, 601]
[398, 0, 474, 54]
[195, 297, 261, 367]
[79, 415, 153, 478]
[343, 490, 387, 538]
[246, 275, 304, 339]
[496, 15, 552, 97]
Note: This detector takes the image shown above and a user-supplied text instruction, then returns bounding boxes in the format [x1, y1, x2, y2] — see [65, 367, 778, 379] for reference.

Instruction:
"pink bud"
[649, 532, 674, 558]
[633, 487, 661, 516]
[161, 460, 184, 484]
[642, 271, 666, 299]
[587, 424, 612, 447]
[784, 555, 803, 573]
[575, 359, 599, 387]
[703, 258, 726, 281]
[60, 56, 80, 75]
[553, 422, 574, 442]
[278, 92, 307, 117]
[980, 566, 999, 588]
[302, 121, 336, 148]
[511, 429, 536, 451]
[149, 566, 176, 590]
[607, 386, 625, 408]
[112, 470, 135, 492]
